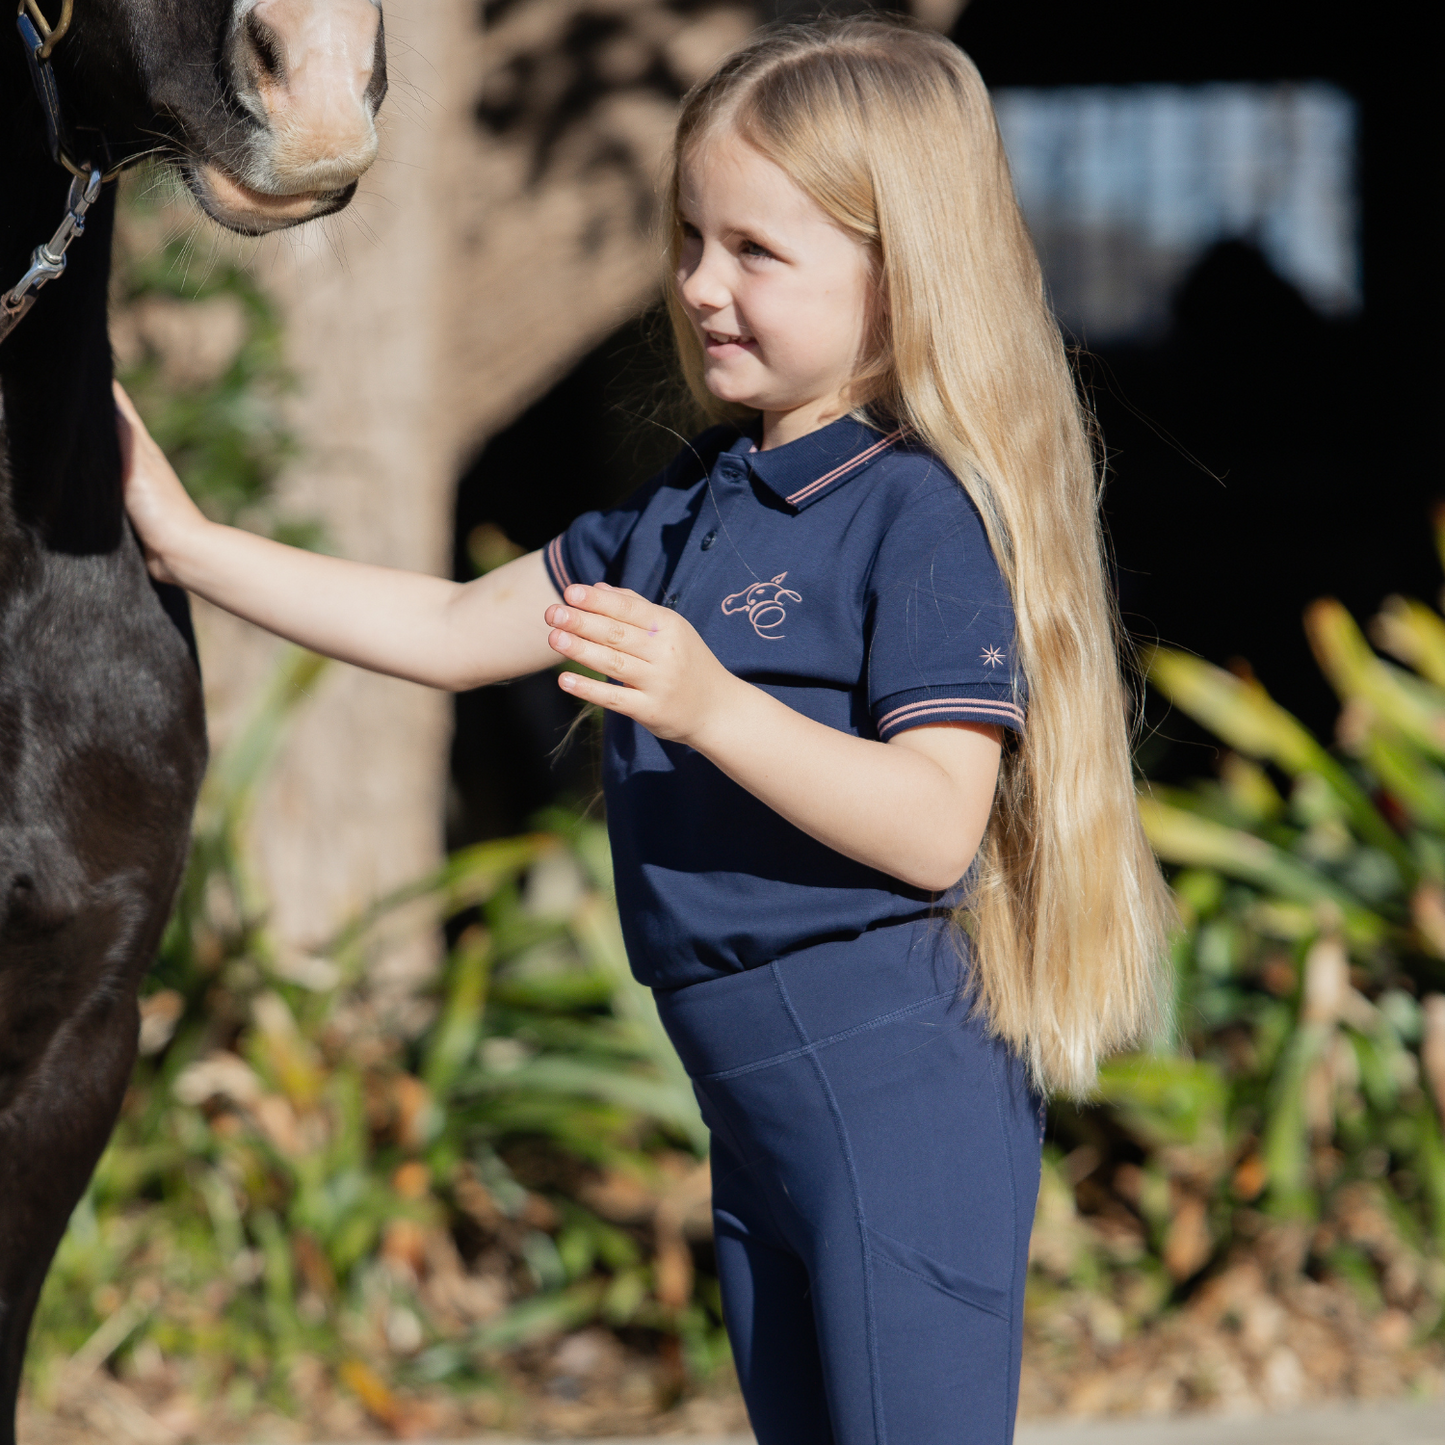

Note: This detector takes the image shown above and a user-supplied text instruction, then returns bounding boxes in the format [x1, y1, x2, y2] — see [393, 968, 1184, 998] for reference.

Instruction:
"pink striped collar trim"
[785, 428, 905, 507]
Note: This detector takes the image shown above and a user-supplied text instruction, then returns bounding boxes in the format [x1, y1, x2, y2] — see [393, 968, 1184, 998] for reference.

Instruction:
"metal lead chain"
[0, 165, 102, 347]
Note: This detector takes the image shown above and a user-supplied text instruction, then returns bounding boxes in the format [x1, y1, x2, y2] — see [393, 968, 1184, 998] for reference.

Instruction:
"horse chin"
[187, 161, 357, 235]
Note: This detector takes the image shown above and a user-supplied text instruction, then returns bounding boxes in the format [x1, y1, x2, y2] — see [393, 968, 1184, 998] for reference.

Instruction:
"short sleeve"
[543, 479, 660, 595]
[542, 426, 733, 596]
[865, 474, 1025, 740]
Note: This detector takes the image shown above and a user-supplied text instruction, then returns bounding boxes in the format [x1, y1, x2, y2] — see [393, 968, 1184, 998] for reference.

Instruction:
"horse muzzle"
[188, 163, 359, 236]
[200, 0, 385, 235]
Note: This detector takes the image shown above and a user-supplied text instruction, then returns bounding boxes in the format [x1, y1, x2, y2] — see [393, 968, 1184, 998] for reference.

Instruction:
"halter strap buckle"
[19, 0, 73, 56]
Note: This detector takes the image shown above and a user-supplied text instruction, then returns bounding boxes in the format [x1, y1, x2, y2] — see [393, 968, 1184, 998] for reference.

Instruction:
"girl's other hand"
[114, 380, 207, 586]
[546, 585, 741, 748]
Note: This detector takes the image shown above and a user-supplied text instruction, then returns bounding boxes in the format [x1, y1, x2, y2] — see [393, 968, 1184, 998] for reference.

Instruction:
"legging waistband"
[652, 918, 969, 1080]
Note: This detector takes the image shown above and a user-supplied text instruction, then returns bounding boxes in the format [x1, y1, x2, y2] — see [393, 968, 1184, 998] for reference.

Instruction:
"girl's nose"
[679, 244, 731, 314]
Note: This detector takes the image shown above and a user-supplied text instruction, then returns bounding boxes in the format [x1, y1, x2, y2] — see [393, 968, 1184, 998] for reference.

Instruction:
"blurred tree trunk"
[193, 0, 754, 997]
[197, 0, 468, 999]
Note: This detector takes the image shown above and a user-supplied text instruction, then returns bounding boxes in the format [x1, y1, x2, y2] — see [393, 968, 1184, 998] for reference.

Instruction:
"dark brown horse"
[0, 3, 386, 1436]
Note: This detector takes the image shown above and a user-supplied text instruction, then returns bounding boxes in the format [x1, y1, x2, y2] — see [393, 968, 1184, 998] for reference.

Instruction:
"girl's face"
[675, 131, 875, 449]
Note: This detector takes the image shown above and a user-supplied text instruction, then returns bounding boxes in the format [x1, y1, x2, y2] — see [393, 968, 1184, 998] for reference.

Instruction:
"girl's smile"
[675, 131, 874, 450]
[703, 328, 758, 356]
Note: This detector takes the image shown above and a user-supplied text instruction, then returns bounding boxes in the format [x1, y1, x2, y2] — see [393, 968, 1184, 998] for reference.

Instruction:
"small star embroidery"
[981, 646, 1005, 668]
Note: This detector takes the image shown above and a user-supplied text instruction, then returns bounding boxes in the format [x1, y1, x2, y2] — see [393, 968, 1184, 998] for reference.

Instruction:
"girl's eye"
[741, 239, 776, 260]
[680, 221, 701, 240]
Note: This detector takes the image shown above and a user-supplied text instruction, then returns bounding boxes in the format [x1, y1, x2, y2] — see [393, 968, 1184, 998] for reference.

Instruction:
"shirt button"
[700, 531, 717, 551]
[663, 593, 679, 609]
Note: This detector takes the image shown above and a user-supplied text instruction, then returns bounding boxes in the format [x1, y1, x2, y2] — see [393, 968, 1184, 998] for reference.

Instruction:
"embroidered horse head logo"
[721, 573, 802, 640]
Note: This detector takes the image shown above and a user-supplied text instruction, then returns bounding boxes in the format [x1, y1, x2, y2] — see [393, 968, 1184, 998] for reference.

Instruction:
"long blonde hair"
[665, 15, 1173, 1096]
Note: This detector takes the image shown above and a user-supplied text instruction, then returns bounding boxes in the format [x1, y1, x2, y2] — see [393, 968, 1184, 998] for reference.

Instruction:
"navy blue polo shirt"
[544, 416, 1024, 991]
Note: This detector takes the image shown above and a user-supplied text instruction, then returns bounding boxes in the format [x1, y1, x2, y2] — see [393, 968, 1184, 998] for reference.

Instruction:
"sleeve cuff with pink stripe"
[873, 685, 1026, 740]
[543, 534, 574, 596]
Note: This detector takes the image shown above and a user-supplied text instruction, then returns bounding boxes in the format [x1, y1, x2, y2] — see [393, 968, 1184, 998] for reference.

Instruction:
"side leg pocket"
[865, 1226, 1018, 1445]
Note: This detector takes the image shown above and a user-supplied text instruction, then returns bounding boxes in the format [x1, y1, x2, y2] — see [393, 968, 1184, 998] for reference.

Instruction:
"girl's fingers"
[113, 381, 158, 463]
[560, 583, 662, 631]
[114, 382, 175, 488]
[545, 602, 654, 656]
[112, 378, 142, 427]
[548, 627, 649, 680]
[558, 669, 642, 716]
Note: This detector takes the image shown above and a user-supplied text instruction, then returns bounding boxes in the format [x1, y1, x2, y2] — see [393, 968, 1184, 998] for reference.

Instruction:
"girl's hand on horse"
[547, 585, 740, 747]
[114, 381, 206, 586]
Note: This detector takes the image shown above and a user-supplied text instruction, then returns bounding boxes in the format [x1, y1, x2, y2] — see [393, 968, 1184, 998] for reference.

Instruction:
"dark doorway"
[956, 0, 1445, 752]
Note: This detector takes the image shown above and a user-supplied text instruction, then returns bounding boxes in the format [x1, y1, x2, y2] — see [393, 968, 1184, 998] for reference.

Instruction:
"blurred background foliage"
[110, 173, 316, 548]
[1023, 516, 1445, 1400]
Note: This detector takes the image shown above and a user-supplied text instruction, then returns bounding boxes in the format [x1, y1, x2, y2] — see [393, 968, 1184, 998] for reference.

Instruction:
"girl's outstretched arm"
[546, 583, 1003, 892]
[117, 383, 558, 691]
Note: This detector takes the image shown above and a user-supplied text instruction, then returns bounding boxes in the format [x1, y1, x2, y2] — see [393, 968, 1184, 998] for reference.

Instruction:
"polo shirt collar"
[728, 416, 904, 512]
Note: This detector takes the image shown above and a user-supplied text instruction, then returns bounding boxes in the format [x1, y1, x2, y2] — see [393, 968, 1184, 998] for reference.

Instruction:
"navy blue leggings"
[655, 924, 1043, 1445]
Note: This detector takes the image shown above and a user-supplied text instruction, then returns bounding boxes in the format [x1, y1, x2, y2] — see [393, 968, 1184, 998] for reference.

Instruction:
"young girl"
[119, 15, 1171, 1442]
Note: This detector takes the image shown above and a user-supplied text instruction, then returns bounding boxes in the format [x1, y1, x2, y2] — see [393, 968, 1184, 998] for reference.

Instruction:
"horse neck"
[1, 38, 124, 557]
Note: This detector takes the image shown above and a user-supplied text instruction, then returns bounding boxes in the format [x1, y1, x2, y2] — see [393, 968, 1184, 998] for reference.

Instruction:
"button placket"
[658, 469, 723, 611]
[662, 451, 753, 615]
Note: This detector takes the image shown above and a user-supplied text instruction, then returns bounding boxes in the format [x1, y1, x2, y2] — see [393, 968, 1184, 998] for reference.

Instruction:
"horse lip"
[188, 160, 351, 235]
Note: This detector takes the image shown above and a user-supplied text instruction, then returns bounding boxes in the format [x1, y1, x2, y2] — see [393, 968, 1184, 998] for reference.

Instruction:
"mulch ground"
[18, 1262, 1445, 1442]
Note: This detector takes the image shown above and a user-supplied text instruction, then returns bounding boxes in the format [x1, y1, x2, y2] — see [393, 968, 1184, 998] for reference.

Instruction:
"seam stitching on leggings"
[694, 992, 950, 1082]
[692, 1079, 798, 1259]
[707, 1123, 798, 1270]
[867, 1250, 1011, 1323]
[991, 1044, 1021, 1444]
[772, 964, 889, 1445]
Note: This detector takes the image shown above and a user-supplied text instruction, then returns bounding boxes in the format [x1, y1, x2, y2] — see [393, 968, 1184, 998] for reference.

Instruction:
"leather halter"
[1, 2, 145, 347]
[15, 0, 133, 180]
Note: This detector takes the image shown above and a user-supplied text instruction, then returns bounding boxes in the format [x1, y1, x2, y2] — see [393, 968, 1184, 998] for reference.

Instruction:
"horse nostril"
[243, 11, 287, 85]
[11, 875, 33, 893]
[218, 0, 383, 203]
